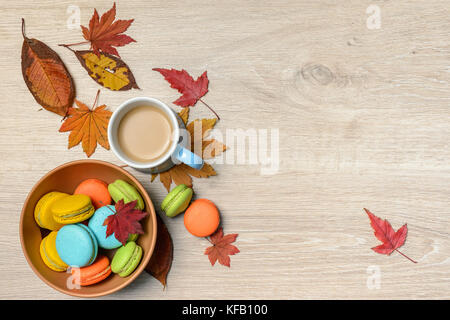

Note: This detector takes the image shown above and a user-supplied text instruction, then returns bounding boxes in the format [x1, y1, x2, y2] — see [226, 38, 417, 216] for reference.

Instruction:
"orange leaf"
[59, 91, 112, 157]
[81, 2, 136, 57]
[21, 19, 75, 116]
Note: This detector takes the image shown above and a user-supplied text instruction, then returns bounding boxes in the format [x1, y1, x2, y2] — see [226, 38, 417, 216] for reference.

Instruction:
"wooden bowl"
[19, 160, 157, 298]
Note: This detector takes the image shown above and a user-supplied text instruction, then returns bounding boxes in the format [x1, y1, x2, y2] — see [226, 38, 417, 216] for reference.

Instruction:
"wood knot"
[301, 63, 334, 86]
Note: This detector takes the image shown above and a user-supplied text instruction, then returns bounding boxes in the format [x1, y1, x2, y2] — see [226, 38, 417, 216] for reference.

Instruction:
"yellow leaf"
[74, 50, 139, 91]
[179, 108, 189, 126]
[187, 118, 217, 141]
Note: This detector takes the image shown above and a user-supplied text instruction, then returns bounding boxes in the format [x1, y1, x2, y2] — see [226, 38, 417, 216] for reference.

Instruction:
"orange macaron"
[74, 179, 111, 209]
[184, 199, 220, 237]
[71, 255, 111, 286]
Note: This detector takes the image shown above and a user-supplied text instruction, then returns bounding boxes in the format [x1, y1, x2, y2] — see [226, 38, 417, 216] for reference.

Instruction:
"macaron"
[161, 184, 193, 218]
[88, 205, 122, 249]
[71, 255, 112, 286]
[56, 224, 98, 267]
[108, 180, 144, 210]
[128, 233, 139, 242]
[88, 205, 139, 249]
[74, 179, 111, 209]
[39, 231, 68, 272]
[184, 199, 220, 237]
[111, 241, 142, 277]
[52, 194, 95, 224]
[34, 192, 68, 230]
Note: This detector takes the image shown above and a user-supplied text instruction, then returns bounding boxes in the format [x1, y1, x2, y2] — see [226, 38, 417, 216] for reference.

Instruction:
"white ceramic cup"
[108, 97, 203, 174]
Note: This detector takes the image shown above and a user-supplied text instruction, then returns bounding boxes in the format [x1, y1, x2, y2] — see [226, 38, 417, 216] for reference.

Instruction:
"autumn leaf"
[21, 19, 75, 116]
[154, 163, 217, 192]
[205, 228, 239, 267]
[178, 107, 190, 125]
[151, 109, 227, 192]
[153, 68, 208, 107]
[60, 48, 139, 91]
[59, 90, 112, 157]
[153, 68, 219, 119]
[364, 208, 417, 263]
[145, 214, 173, 288]
[80, 2, 135, 57]
[103, 200, 148, 245]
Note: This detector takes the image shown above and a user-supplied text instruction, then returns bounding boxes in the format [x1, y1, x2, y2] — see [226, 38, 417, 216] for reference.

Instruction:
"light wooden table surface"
[0, 0, 449, 299]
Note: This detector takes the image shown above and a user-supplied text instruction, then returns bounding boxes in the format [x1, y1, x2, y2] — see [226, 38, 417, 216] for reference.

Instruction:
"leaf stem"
[92, 89, 101, 110]
[395, 249, 417, 263]
[21, 18, 26, 39]
[58, 41, 90, 47]
[199, 99, 220, 120]
[58, 44, 76, 52]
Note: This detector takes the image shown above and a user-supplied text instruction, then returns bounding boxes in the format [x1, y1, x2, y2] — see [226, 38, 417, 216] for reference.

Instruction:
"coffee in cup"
[108, 97, 203, 173]
[117, 105, 173, 163]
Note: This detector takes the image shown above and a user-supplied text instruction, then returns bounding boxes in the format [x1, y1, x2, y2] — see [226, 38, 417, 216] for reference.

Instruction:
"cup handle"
[174, 145, 204, 170]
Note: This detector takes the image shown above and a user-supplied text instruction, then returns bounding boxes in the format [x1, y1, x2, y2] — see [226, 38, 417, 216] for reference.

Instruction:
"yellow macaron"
[34, 192, 69, 230]
[40, 231, 68, 272]
[52, 194, 95, 224]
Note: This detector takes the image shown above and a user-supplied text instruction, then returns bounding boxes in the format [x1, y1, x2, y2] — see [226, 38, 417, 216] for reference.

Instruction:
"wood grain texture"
[0, 0, 449, 299]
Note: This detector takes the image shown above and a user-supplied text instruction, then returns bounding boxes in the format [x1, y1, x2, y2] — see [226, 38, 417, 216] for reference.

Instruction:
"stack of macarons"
[161, 184, 220, 237]
[35, 179, 147, 287]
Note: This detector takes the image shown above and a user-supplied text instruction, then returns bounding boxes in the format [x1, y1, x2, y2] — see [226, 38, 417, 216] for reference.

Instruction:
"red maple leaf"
[81, 2, 136, 57]
[204, 228, 239, 267]
[364, 208, 417, 263]
[153, 68, 220, 119]
[103, 200, 148, 245]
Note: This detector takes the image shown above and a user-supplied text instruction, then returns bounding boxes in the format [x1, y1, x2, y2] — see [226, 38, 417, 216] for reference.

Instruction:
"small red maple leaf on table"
[153, 68, 220, 120]
[364, 208, 417, 263]
[205, 228, 240, 267]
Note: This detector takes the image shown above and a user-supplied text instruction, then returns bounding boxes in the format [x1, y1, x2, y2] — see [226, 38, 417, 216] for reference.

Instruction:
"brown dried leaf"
[21, 19, 75, 116]
[145, 214, 173, 287]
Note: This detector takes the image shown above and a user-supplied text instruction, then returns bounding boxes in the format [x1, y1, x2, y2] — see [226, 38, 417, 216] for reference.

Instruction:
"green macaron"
[161, 184, 193, 218]
[128, 233, 139, 242]
[108, 179, 145, 210]
[111, 241, 143, 277]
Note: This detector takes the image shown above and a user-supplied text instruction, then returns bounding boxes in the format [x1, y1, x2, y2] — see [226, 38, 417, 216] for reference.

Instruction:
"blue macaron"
[88, 205, 122, 249]
[55, 223, 98, 267]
